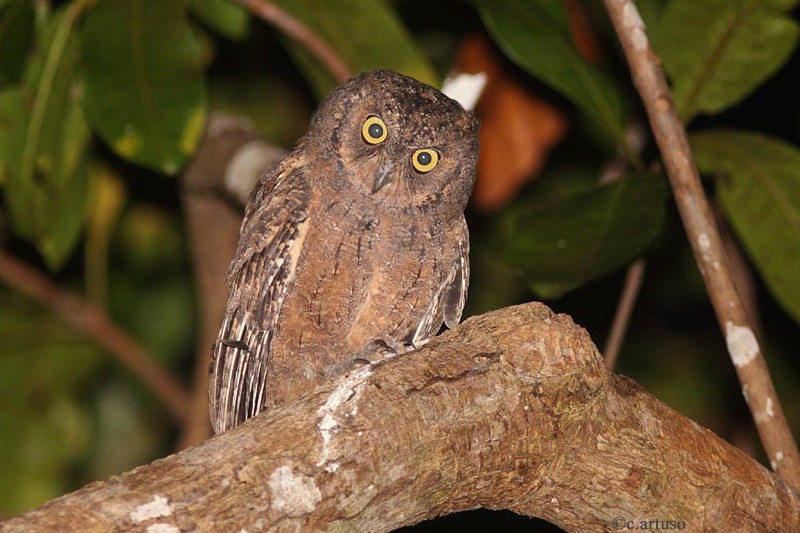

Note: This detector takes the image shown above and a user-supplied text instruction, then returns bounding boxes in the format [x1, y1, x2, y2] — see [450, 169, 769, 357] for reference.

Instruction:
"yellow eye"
[362, 115, 388, 144]
[412, 149, 439, 173]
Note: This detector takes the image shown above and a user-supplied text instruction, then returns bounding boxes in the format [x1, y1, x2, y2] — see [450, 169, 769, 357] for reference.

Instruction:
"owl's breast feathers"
[289, 185, 468, 354]
[210, 154, 469, 432]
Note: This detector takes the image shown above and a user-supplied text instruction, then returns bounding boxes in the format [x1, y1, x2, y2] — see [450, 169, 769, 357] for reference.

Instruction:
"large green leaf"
[0, 88, 23, 178]
[504, 175, 668, 299]
[80, 0, 207, 174]
[41, 102, 91, 267]
[0, 4, 91, 269]
[655, 0, 799, 122]
[188, 0, 248, 40]
[473, 0, 627, 149]
[273, 0, 437, 96]
[0, 0, 35, 86]
[692, 130, 800, 325]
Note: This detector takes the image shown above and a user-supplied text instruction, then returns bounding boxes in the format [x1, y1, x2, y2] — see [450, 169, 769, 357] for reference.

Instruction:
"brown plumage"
[210, 70, 480, 433]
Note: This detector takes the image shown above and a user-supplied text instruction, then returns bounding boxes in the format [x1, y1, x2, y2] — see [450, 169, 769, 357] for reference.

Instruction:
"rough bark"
[2, 303, 798, 532]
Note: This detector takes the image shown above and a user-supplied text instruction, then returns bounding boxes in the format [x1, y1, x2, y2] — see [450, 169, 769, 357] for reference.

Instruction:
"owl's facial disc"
[359, 113, 442, 195]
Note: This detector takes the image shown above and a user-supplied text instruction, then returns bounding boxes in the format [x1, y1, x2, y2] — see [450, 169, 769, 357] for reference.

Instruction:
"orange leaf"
[455, 34, 568, 212]
[564, 0, 602, 63]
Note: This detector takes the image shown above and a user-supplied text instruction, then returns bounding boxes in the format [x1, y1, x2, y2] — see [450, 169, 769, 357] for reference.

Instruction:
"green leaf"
[473, 0, 627, 149]
[691, 130, 800, 325]
[80, 0, 207, 174]
[39, 94, 91, 269]
[0, 3, 91, 269]
[0, 291, 103, 514]
[504, 175, 667, 299]
[655, 0, 799, 122]
[0, 88, 23, 178]
[0, 0, 36, 86]
[189, 0, 249, 40]
[273, 0, 437, 96]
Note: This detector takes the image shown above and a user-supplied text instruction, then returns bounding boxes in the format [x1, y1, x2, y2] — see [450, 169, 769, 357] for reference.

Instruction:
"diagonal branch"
[3, 303, 798, 532]
[598, 126, 649, 368]
[0, 250, 190, 422]
[235, 0, 352, 83]
[603, 257, 646, 368]
[602, 0, 800, 486]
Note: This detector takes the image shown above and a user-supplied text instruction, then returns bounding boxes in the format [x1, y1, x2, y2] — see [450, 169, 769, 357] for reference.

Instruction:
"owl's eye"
[412, 149, 439, 173]
[362, 116, 388, 144]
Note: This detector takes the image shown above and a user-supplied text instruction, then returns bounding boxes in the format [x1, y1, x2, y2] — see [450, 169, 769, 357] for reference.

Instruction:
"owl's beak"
[372, 163, 395, 193]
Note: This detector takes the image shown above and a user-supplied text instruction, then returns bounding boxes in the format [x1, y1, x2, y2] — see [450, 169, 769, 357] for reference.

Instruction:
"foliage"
[0, 0, 798, 519]
[692, 131, 800, 324]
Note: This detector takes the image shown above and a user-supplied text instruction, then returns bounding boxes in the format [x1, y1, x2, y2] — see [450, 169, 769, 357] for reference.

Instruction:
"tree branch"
[0, 250, 190, 422]
[602, 0, 800, 486]
[235, 0, 352, 83]
[598, 124, 649, 369]
[4, 303, 798, 532]
[603, 257, 646, 369]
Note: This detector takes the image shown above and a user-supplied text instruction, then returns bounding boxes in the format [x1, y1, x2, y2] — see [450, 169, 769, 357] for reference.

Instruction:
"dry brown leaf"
[564, 0, 602, 63]
[455, 34, 568, 212]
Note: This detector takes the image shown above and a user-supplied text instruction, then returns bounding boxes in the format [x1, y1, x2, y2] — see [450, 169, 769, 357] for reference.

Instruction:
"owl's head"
[304, 70, 480, 214]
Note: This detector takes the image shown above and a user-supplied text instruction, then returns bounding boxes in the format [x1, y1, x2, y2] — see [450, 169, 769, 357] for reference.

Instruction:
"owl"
[209, 69, 480, 433]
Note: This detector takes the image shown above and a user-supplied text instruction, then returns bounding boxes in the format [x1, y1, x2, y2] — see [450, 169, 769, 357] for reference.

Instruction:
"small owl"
[210, 69, 480, 433]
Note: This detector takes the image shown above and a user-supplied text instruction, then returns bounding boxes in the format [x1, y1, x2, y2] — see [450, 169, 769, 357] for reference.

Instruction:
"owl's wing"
[411, 217, 470, 346]
[209, 156, 310, 433]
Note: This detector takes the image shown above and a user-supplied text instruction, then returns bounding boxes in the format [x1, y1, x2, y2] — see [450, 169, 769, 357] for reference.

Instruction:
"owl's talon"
[398, 341, 416, 353]
[358, 339, 397, 362]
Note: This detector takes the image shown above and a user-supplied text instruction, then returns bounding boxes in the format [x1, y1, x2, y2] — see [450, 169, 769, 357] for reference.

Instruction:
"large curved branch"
[3, 303, 798, 532]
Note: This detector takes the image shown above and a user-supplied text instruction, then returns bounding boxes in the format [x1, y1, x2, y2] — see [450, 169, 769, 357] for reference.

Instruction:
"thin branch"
[603, 257, 646, 369]
[0, 250, 190, 422]
[598, 124, 648, 368]
[235, 0, 352, 83]
[714, 203, 761, 336]
[602, 0, 800, 486]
